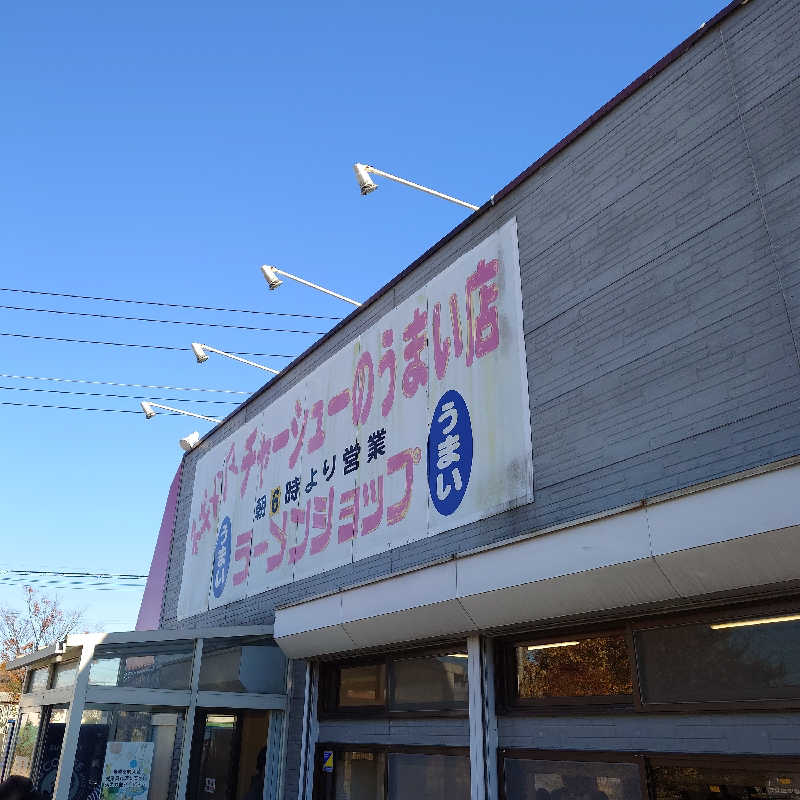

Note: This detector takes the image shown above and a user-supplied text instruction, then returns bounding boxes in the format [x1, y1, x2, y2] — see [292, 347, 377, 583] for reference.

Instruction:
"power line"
[0, 568, 147, 590]
[0, 568, 146, 579]
[0, 401, 182, 414]
[0, 286, 343, 321]
[0, 385, 241, 405]
[0, 332, 296, 358]
[1, 304, 328, 335]
[0, 374, 250, 395]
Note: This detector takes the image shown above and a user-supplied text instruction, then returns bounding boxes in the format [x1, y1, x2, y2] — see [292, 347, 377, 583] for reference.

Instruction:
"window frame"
[631, 598, 800, 713]
[313, 743, 471, 800]
[496, 625, 639, 714]
[318, 643, 470, 719]
[497, 749, 648, 800]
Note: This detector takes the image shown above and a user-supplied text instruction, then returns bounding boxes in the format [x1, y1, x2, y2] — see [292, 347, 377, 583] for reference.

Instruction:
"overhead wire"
[0, 332, 296, 358]
[0, 384, 242, 405]
[0, 401, 183, 414]
[0, 286, 343, 321]
[1, 304, 328, 335]
[0, 374, 250, 394]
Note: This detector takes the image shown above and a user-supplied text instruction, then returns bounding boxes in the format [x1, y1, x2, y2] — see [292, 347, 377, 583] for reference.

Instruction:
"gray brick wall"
[498, 713, 800, 756]
[317, 718, 469, 749]
[155, 0, 800, 792]
[160, 0, 800, 636]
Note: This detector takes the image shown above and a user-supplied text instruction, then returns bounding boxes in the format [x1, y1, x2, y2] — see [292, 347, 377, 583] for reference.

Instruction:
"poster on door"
[100, 742, 154, 800]
[178, 217, 533, 619]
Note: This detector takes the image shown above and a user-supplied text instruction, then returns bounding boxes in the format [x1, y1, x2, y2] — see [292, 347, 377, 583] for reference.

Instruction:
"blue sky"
[0, 0, 725, 630]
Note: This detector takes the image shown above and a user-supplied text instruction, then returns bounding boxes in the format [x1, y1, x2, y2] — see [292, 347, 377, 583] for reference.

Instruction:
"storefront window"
[636, 612, 800, 704]
[27, 667, 50, 693]
[9, 709, 42, 777]
[325, 646, 469, 713]
[321, 748, 468, 800]
[52, 660, 79, 689]
[387, 752, 469, 800]
[198, 638, 286, 694]
[334, 751, 385, 800]
[338, 664, 386, 708]
[89, 646, 193, 690]
[502, 756, 642, 800]
[66, 705, 183, 800]
[650, 762, 800, 800]
[389, 653, 468, 710]
[512, 634, 633, 704]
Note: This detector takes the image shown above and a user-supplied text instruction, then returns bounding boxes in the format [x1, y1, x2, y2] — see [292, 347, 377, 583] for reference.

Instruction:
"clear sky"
[0, 0, 726, 631]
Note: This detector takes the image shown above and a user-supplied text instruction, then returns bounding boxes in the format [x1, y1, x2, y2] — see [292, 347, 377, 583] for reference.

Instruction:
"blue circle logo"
[427, 390, 473, 516]
[212, 516, 232, 598]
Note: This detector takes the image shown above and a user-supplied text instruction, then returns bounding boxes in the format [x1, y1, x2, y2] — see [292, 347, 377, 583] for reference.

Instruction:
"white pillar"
[468, 635, 498, 800]
[52, 636, 100, 800]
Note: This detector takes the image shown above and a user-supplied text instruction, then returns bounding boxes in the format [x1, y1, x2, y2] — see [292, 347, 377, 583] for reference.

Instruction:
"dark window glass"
[387, 752, 469, 800]
[503, 757, 641, 800]
[89, 646, 193, 690]
[334, 751, 386, 800]
[198, 639, 286, 694]
[389, 652, 468, 710]
[651, 763, 800, 800]
[515, 635, 633, 701]
[637, 613, 800, 703]
[338, 664, 386, 708]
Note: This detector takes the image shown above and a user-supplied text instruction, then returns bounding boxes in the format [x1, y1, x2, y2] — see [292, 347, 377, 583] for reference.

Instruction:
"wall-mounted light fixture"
[192, 342, 280, 374]
[260, 265, 361, 307]
[353, 162, 479, 211]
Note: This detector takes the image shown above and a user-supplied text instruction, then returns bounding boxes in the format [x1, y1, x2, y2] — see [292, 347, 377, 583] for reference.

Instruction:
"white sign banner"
[100, 741, 154, 800]
[178, 218, 532, 620]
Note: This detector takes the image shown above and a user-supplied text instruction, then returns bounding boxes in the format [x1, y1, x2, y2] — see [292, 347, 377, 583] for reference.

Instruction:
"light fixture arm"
[142, 401, 222, 424]
[196, 343, 280, 374]
[363, 165, 479, 211]
[269, 268, 362, 307]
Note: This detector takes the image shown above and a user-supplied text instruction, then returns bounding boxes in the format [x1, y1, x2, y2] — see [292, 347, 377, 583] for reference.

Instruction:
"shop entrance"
[189, 710, 269, 800]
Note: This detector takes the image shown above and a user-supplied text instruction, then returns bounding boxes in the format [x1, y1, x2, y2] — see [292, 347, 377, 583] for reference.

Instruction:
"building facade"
[6, 1, 800, 799]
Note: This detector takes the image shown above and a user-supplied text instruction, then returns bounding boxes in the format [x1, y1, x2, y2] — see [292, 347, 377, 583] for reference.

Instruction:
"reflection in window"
[334, 751, 385, 800]
[515, 636, 633, 700]
[637, 613, 800, 703]
[388, 752, 469, 800]
[503, 757, 641, 800]
[52, 660, 79, 689]
[651, 763, 800, 800]
[198, 639, 286, 694]
[9, 709, 42, 777]
[389, 652, 468, 710]
[89, 647, 193, 690]
[36, 708, 69, 799]
[338, 664, 386, 708]
[26, 667, 49, 692]
[66, 705, 182, 800]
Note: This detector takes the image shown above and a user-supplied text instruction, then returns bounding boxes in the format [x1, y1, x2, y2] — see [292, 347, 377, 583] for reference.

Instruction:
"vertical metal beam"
[270, 658, 294, 800]
[52, 636, 99, 800]
[263, 710, 284, 800]
[468, 635, 498, 800]
[175, 638, 204, 800]
[296, 662, 319, 800]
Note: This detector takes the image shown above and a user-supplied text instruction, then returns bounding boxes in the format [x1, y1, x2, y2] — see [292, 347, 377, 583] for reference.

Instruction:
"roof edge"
[187, 0, 747, 454]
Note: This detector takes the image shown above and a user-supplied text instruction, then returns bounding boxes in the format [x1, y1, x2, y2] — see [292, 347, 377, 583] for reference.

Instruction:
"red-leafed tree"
[0, 586, 84, 701]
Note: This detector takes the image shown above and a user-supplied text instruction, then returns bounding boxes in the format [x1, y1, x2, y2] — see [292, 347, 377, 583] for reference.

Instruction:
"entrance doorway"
[189, 710, 270, 800]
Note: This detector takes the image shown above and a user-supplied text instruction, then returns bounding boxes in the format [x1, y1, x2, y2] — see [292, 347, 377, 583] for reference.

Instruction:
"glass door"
[189, 711, 270, 800]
